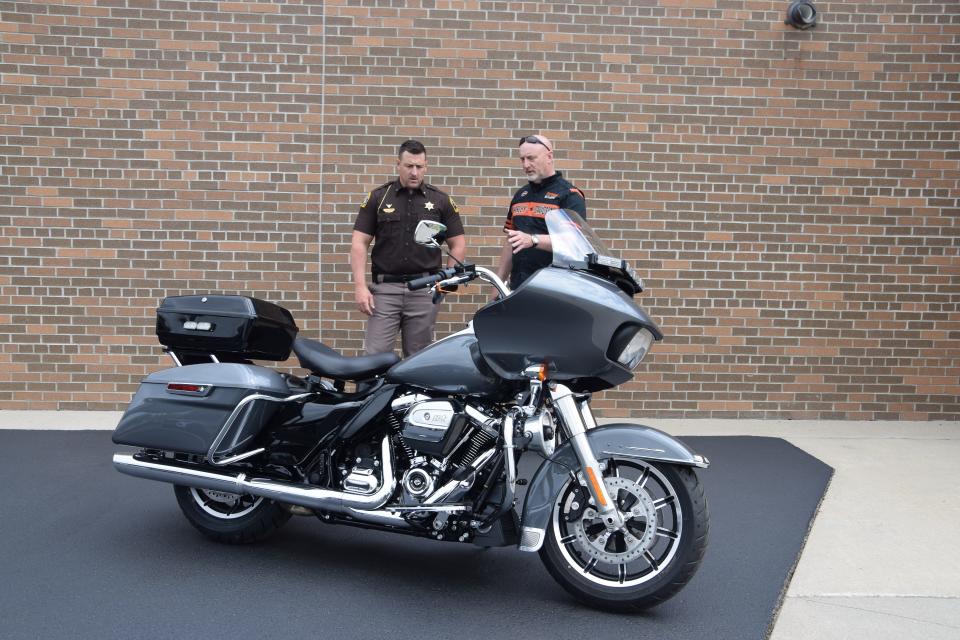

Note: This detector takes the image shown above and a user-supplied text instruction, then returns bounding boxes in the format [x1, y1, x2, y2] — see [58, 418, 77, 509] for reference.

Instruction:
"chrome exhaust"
[112, 437, 397, 514]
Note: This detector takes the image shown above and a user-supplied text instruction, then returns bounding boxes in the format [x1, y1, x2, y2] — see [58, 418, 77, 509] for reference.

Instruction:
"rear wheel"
[539, 458, 708, 611]
[174, 485, 291, 544]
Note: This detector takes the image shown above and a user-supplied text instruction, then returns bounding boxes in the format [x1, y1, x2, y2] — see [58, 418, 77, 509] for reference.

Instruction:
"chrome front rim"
[552, 459, 683, 587]
[190, 487, 263, 519]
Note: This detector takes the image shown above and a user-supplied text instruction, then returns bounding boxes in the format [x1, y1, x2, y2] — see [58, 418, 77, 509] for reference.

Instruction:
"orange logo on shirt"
[510, 202, 559, 219]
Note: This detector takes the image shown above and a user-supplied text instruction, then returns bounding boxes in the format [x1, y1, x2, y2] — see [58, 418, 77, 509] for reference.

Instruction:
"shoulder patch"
[360, 191, 372, 208]
[570, 187, 585, 199]
[449, 196, 460, 215]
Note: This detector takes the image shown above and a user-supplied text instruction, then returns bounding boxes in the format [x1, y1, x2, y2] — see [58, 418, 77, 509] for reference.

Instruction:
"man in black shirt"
[352, 140, 466, 356]
[495, 134, 586, 290]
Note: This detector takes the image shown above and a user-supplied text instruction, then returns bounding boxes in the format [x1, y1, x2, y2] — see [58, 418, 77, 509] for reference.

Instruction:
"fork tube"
[549, 383, 624, 531]
[503, 410, 518, 488]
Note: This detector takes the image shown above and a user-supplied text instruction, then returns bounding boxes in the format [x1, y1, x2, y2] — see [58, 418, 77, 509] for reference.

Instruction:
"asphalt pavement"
[2, 412, 958, 639]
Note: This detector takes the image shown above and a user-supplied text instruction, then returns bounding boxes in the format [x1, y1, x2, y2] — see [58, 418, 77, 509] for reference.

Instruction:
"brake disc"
[568, 476, 657, 564]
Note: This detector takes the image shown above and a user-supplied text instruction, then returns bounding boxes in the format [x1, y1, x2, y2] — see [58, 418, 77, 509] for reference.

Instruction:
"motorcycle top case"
[156, 295, 298, 361]
[112, 363, 290, 456]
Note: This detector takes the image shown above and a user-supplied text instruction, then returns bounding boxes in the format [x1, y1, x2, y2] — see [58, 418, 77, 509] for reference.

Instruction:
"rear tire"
[539, 459, 708, 612]
[174, 485, 291, 544]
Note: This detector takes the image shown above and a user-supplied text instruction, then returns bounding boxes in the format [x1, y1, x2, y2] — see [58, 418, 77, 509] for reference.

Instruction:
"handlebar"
[406, 264, 511, 301]
[407, 268, 457, 291]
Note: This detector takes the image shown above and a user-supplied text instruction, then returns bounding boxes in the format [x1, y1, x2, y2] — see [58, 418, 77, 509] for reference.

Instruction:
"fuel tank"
[385, 332, 501, 395]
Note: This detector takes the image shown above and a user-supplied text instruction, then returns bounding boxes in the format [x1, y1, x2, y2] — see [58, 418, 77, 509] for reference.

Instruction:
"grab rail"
[206, 392, 316, 466]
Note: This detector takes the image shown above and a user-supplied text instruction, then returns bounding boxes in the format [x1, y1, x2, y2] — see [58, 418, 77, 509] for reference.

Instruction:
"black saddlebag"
[112, 363, 291, 456]
[156, 295, 298, 361]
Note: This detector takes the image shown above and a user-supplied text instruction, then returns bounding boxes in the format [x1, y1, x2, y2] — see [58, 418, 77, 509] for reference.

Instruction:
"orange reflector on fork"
[585, 466, 608, 507]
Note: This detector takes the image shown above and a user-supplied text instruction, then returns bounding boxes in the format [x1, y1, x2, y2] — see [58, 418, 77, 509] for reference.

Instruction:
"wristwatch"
[530, 234, 540, 247]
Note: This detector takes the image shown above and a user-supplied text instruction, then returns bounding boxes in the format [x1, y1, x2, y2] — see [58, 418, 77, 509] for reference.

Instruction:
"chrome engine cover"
[403, 400, 456, 445]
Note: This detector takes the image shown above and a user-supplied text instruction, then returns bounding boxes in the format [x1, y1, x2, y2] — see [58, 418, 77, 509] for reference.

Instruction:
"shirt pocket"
[376, 212, 402, 237]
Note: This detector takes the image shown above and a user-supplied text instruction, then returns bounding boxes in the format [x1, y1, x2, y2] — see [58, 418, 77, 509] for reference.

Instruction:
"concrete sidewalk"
[3, 411, 958, 639]
[658, 419, 960, 640]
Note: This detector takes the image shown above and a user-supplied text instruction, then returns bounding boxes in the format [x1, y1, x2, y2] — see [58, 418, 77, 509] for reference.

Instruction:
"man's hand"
[506, 229, 535, 254]
[355, 286, 375, 316]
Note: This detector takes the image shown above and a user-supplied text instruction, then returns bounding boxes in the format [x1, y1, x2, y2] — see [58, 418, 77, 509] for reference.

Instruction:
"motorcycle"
[112, 209, 709, 611]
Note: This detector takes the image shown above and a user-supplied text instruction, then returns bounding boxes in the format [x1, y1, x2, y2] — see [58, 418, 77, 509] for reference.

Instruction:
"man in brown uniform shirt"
[351, 140, 466, 357]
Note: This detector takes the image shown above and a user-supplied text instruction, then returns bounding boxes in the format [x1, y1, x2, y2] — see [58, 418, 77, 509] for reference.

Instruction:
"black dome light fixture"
[785, 1, 818, 30]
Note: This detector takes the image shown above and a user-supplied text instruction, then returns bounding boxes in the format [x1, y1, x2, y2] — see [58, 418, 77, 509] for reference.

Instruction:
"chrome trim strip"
[209, 447, 266, 466]
[600, 450, 711, 469]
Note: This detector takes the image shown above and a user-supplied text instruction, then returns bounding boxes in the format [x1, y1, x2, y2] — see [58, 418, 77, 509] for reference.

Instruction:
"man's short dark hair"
[398, 139, 427, 157]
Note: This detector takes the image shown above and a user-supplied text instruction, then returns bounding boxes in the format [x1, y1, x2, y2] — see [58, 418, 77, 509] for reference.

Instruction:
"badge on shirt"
[382, 204, 395, 214]
[424, 201, 435, 211]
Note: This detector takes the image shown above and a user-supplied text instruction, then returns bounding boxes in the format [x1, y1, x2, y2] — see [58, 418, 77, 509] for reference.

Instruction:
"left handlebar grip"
[407, 268, 456, 291]
[407, 273, 441, 290]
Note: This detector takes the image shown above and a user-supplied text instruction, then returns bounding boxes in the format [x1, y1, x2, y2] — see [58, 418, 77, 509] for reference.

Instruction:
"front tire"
[539, 459, 708, 612]
[174, 485, 291, 544]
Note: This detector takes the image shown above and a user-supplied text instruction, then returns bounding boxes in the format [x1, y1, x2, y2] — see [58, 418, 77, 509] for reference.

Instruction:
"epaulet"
[423, 182, 443, 194]
[569, 186, 585, 199]
[364, 181, 394, 197]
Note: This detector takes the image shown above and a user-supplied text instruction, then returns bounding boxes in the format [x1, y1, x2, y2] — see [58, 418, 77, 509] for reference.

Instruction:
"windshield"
[546, 209, 614, 267]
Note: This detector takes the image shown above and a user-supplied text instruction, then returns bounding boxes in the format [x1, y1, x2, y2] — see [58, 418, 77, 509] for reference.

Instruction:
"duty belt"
[373, 272, 434, 284]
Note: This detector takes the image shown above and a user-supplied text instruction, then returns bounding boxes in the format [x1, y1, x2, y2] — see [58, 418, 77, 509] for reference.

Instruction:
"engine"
[388, 394, 498, 506]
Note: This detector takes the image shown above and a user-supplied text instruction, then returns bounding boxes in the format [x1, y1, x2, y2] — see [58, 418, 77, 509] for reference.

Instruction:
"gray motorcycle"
[112, 209, 709, 611]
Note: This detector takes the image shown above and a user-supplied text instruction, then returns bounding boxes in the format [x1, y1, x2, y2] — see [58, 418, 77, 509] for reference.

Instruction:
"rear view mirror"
[414, 220, 447, 248]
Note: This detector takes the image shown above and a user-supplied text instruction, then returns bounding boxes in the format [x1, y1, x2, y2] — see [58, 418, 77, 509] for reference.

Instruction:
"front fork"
[548, 383, 625, 531]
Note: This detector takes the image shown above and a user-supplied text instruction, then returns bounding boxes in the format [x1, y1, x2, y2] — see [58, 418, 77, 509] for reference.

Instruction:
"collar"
[528, 171, 562, 190]
[395, 179, 427, 196]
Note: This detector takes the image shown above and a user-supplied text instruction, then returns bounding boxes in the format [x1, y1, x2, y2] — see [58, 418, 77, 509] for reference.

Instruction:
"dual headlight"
[613, 327, 655, 371]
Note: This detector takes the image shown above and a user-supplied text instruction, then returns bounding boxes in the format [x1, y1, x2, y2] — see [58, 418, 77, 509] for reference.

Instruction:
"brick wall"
[1, 1, 957, 419]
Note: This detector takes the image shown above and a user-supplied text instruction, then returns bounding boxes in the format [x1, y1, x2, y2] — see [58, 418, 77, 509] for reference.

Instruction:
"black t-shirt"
[354, 180, 465, 276]
[503, 171, 586, 288]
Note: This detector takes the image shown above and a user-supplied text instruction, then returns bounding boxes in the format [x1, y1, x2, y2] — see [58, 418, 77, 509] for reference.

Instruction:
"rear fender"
[517, 423, 708, 552]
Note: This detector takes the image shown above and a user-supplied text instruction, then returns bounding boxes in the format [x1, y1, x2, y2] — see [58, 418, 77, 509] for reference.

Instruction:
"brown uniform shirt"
[354, 180, 465, 277]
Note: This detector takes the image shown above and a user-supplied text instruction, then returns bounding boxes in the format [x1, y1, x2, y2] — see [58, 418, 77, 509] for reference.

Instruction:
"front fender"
[517, 423, 708, 552]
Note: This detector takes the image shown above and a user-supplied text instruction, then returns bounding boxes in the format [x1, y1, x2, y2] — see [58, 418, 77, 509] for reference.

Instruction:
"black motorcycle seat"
[292, 338, 399, 380]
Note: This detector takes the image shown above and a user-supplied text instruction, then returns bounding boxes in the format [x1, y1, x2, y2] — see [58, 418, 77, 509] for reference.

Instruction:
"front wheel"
[174, 485, 291, 544]
[539, 458, 708, 611]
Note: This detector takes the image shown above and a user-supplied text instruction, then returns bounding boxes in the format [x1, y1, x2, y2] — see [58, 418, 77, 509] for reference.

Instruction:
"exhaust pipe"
[113, 436, 396, 514]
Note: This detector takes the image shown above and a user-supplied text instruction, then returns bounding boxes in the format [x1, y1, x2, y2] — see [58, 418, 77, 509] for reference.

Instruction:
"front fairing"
[473, 267, 661, 392]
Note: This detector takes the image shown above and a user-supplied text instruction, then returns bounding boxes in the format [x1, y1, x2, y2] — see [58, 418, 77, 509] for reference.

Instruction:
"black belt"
[373, 272, 433, 284]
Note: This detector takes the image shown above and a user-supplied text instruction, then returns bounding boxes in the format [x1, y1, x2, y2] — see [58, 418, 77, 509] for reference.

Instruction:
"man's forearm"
[350, 233, 372, 289]
[496, 241, 513, 281]
[446, 235, 467, 266]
